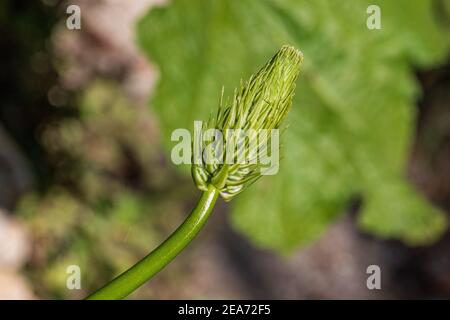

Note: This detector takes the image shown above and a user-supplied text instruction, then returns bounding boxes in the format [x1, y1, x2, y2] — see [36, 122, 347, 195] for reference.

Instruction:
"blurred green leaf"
[137, 0, 449, 251]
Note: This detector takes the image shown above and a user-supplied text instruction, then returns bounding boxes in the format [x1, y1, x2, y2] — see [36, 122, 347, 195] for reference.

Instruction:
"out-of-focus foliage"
[0, 1, 61, 188]
[19, 189, 157, 298]
[138, 0, 450, 252]
[17, 82, 190, 298]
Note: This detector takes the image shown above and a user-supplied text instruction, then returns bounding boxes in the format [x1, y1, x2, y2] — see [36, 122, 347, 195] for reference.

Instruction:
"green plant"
[17, 82, 171, 299]
[138, 0, 450, 252]
[87, 45, 303, 299]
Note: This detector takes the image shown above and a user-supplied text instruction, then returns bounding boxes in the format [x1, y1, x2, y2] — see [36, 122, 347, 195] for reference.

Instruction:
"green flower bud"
[192, 45, 303, 201]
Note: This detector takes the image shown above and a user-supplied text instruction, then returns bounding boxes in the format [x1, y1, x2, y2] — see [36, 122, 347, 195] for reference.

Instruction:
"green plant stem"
[86, 185, 219, 300]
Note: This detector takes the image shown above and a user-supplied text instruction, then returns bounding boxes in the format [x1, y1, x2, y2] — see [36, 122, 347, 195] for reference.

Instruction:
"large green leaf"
[137, 0, 449, 252]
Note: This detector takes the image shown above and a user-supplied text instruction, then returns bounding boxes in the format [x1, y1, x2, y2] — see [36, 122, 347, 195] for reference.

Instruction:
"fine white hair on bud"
[192, 45, 303, 201]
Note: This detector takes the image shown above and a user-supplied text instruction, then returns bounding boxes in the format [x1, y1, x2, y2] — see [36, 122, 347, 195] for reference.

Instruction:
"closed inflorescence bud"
[192, 45, 303, 201]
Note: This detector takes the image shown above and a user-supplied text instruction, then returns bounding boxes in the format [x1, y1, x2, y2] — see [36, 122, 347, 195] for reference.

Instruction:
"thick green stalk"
[87, 185, 219, 300]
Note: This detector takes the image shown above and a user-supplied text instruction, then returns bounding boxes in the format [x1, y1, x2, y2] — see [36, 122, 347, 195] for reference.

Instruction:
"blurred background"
[0, 0, 449, 299]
